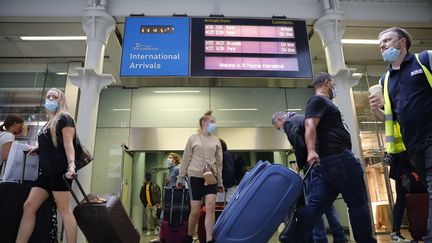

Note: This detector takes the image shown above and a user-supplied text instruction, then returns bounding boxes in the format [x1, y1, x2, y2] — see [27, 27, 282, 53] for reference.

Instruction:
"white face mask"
[331, 86, 337, 99]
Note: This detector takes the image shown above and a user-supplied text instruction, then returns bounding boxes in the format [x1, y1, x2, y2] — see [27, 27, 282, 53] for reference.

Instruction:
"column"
[68, 2, 115, 242]
[313, 8, 362, 159]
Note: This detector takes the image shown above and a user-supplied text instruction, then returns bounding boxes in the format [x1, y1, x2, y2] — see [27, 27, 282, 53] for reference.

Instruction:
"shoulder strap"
[414, 53, 432, 88]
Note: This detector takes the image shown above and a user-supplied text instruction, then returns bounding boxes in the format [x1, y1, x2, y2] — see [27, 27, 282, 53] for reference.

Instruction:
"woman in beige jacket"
[177, 110, 223, 243]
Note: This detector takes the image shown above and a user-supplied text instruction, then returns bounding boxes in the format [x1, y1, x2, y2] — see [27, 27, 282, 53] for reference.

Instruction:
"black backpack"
[222, 151, 236, 188]
[284, 115, 307, 171]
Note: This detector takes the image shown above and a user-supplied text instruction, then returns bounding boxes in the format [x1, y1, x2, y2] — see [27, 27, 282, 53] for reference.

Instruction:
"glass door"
[121, 144, 134, 216]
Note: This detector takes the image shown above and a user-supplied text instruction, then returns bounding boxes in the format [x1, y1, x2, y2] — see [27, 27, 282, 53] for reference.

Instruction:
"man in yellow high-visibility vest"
[369, 27, 432, 242]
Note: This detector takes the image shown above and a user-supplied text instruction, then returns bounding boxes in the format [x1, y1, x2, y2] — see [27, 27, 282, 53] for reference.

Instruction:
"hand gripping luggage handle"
[303, 160, 317, 181]
[62, 174, 91, 205]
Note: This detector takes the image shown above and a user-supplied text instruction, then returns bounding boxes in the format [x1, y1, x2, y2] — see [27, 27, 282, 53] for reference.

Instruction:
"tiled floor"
[141, 228, 417, 243]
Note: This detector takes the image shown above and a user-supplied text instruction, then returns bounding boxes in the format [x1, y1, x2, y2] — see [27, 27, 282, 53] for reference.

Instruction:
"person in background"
[233, 154, 246, 185]
[369, 26, 432, 242]
[272, 111, 347, 243]
[140, 173, 161, 236]
[386, 152, 417, 242]
[217, 138, 236, 202]
[177, 110, 223, 243]
[0, 114, 24, 173]
[16, 88, 78, 243]
[165, 152, 181, 188]
[298, 72, 376, 243]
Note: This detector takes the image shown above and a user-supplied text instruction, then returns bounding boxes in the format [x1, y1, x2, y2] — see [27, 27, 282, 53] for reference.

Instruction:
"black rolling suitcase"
[0, 146, 57, 243]
[406, 193, 428, 241]
[279, 162, 316, 243]
[64, 175, 140, 243]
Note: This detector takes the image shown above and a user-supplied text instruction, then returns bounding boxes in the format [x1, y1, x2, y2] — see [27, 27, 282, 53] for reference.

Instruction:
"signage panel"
[120, 17, 190, 77]
[191, 18, 312, 78]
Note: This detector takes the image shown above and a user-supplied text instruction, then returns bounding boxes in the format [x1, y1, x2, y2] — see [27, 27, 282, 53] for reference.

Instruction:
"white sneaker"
[146, 231, 151, 236]
[390, 232, 411, 243]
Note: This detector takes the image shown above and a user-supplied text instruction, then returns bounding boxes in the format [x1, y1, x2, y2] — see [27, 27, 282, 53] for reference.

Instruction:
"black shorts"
[35, 171, 72, 192]
[188, 177, 217, 201]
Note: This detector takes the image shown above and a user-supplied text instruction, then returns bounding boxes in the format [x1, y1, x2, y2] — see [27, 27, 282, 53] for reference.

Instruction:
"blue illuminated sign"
[120, 17, 190, 76]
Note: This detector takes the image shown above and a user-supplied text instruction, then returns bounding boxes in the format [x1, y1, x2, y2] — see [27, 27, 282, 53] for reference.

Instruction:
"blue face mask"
[207, 123, 217, 133]
[382, 47, 401, 63]
[166, 159, 173, 167]
[45, 99, 58, 113]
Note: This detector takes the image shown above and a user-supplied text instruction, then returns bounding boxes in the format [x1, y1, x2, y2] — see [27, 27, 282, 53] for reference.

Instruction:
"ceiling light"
[56, 72, 68, 75]
[352, 72, 363, 77]
[341, 39, 379, 45]
[218, 108, 258, 111]
[160, 108, 201, 111]
[20, 36, 87, 41]
[112, 108, 131, 112]
[153, 90, 201, 94]
[286, 108, 302, 111]
[360, 121, 383, 124]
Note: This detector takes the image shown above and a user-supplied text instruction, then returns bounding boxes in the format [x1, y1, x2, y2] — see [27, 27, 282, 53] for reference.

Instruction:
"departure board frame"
[190, 18, 313, 78]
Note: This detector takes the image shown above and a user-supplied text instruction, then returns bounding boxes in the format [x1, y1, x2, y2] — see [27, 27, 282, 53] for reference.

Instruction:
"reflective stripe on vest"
[414, 53, 432, 87]
[383, 71, 406, 154]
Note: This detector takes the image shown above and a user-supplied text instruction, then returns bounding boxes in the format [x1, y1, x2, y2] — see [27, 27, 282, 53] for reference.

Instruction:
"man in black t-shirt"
[295, 72, 376, 243]
[272, 111, 347, 243]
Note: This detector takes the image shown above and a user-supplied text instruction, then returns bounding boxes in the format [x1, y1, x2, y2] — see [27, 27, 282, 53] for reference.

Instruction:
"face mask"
[382, 46, 401, 63]
[44, 99, 59, 113]
[331, 86, 337, 99]
[14, 128, 23, 135]
[166, 158, 173, 166]
[207, 123, 217, 133]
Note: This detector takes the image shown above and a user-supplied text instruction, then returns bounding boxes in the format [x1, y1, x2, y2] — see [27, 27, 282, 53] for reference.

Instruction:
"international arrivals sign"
[120, 17, 190, 76]
[120, 17, 312, 78]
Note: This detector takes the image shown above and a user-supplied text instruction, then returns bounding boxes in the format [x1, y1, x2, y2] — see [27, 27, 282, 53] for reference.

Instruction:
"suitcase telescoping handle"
[62, 174, 91, 205]
[20, 150, 29, 184]
[169, 188, 187, 225]
[302, 160, 317, 182]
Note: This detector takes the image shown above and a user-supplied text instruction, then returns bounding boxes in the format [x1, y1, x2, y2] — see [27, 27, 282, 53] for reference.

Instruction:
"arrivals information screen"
[120, 17, 312, 78]
[190, 18, 312, 78]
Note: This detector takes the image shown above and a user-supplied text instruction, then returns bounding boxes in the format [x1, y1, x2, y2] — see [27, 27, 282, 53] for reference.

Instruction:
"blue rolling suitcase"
[213, 161, 303, 243]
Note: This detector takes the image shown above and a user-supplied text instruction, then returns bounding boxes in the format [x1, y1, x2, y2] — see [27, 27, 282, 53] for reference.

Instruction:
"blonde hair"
[169, 152, 181, 165]
[198, 110, 215, 133]
[45, 88, 75, 147]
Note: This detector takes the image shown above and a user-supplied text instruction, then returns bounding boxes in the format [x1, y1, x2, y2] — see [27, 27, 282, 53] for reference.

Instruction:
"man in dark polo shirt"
[295, 72, 376, 243]
[369, 27, 432, 242]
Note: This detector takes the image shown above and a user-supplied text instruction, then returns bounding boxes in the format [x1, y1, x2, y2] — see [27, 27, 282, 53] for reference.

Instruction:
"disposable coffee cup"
[369, 84, 383, 99]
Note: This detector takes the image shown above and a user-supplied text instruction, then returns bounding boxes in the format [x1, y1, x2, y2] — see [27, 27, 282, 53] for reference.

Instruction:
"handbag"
[203, 163, 217, 185]
[74, 137, 93, 171]
[198, 135, 218, 185]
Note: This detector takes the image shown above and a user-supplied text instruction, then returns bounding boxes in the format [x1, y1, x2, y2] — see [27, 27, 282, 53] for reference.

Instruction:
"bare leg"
[53, 191, 77, 243]
[204, 194, 216, 241]
[16, 187, 49, 243]
[188, 200, 201, 236]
